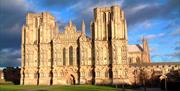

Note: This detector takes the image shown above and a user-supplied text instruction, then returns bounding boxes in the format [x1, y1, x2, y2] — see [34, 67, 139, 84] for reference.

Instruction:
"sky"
[0, 0, 179, 67]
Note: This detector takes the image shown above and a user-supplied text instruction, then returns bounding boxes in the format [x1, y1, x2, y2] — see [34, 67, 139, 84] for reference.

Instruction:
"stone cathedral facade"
[21, 5, 171, 85]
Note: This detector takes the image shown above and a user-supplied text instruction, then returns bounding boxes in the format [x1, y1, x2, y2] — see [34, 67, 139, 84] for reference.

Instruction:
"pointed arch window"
[60, 71, 64, 77]
[40, 72, 45, 77]
[63, 48, 66, 65]
[81, 71, 85, 77]
[69, 46, 73, 65]
[96, 71, 100, 77]
[136, 56, 140, 63]
[129, 57, 132, 64]
[105, 70, 109, 77]
[54, 70, 58, 77]
[114, 70, 118, 78]
[34, 72, 38, 78]
[88, 71, 92, 77]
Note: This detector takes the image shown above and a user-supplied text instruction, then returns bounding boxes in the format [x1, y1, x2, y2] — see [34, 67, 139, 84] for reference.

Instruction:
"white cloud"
[142, 20, 152, 29]
[132, 4, 149, 13]
[165, 52, 180, 61]
[125, 4, 149, 15]
[144, 33, 165, 40]
[86, 0, 125, 15]
[125, 3, 159, 15]
[150, 46, 158, 52]
[171, 27, 180, 36]
[0, 0, 30, 11]
[66, 2, 83, 11]
[0, 48, 21, 67]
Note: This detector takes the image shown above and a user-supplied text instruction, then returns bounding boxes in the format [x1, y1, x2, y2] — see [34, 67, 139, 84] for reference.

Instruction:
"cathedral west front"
[21, 5, 179, 86]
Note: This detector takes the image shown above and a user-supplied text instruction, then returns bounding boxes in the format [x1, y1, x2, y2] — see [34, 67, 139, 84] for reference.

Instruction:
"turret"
[81, 20, 85, 35]
[64, 20, 77, 34]
[69, 20, 73, 27]
[143, 38, 151, 63]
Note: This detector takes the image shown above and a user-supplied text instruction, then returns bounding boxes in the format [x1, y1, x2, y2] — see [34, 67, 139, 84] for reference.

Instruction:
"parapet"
[26, 12, 55, 26]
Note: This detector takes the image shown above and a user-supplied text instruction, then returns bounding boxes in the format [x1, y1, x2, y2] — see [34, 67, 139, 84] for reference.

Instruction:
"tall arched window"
[136, 56, 140, 63]
[88, 71, 92, 77]
[129, 57, 132, 64]
[114, 70, 118, 78]
[63, 48, 66, 65]
[96, 71, 100, 77]
[34, 73, 37, 78]
[60, 71, 64, 77]
[54, 70, 58, 77]
[81, 71, 85, 77]
[69, 46, 73, 65]
[40, 72, 44, 77]
[105, 70, 109, 77]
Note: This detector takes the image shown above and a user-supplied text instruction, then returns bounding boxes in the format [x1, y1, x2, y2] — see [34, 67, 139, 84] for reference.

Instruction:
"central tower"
[91, 5, 128, 85]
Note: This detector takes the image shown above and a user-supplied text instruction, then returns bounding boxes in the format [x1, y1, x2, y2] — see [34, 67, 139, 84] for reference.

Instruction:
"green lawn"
[0, 85, 123, 91]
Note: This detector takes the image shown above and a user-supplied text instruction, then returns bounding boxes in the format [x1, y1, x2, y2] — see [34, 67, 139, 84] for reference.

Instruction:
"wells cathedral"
[21, 5, 180, 85]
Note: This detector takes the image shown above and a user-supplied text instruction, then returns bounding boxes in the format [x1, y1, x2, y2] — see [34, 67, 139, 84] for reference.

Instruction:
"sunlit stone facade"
[21, 5, 179, 85]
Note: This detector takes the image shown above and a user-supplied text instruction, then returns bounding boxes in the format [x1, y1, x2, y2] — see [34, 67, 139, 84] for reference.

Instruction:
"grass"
[0, 85, 124, 91]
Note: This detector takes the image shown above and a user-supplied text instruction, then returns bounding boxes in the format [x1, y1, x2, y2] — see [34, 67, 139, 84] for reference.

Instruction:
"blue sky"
[0, 0, 179, 67]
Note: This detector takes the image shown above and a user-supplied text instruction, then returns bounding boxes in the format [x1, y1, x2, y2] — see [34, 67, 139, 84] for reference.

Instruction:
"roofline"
[130, 62, 180, 66]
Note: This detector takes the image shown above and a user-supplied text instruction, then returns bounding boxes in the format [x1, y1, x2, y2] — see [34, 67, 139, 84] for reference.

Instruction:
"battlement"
[22, 12, 57, 44]
[26, 12, 55, 27]
[94, 5, 121, 12]
[94, 5, 125, 21]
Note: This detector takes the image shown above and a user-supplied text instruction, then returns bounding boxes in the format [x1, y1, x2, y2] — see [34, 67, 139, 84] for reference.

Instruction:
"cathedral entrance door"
[67, 74, 75, 85]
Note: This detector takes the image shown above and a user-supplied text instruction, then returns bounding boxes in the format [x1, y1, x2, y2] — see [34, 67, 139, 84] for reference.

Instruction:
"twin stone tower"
[21, 5, 150, 85]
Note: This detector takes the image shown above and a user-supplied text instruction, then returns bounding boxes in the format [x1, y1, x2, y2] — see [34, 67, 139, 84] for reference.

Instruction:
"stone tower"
[110, 6, 128, 85]
[21, 12, 57, 85]
[91, 5, 128, 85]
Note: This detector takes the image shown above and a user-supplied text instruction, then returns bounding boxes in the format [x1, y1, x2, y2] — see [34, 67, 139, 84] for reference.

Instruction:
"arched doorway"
[160, 75, 167, 90]
[67, 74, 75, 85]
